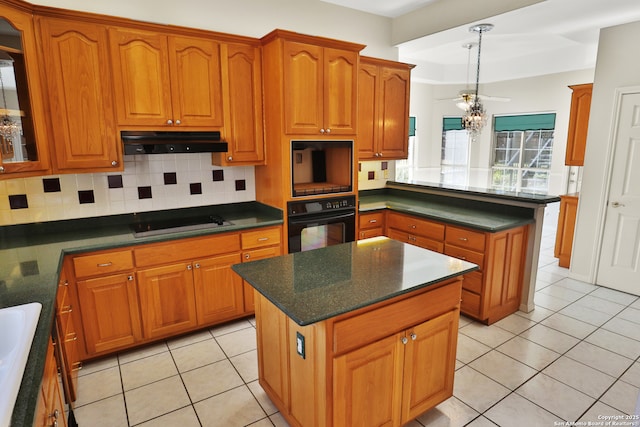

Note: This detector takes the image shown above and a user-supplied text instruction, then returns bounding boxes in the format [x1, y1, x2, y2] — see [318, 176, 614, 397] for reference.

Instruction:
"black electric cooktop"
[131, 214, 233, 238]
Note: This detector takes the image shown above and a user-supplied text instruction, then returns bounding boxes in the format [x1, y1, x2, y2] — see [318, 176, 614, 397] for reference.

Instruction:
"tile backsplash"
[0, 153, 256, 226]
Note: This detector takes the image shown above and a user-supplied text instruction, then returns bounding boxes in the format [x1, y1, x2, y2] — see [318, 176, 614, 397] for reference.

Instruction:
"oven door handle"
[288, 210, 355, 225]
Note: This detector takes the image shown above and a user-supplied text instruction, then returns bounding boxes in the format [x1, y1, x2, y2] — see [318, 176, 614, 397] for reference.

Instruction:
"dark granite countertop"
[359, 186, 542, 232]
[232, 237, 478, 326]
[387, 180, 561, 205]
[0, 201, 282, 427]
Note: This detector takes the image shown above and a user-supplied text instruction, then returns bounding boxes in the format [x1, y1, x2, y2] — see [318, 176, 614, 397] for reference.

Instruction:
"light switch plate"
[296, 331, 305, 359]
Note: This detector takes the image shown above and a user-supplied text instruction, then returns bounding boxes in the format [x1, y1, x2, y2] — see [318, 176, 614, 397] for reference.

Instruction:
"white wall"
[407, 69, 595, 196]
[571, 20, 640, 283]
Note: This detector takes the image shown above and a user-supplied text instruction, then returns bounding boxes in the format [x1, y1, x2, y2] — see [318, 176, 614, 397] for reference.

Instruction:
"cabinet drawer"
[445, 226, 485, 252]
[462, 271, 483, 294]
[333, 278, 461, 355]
[73, 249, 134, 278]
[444, 244, 484, 269]
[388, 229, 444, 253]
[461, 289, 481, 318]
[359, 228, 384, 240]
[359, 212, 384, 230]
[241, 227, 281, 250]
[387, 212, 445, 240]
[135, 233, 240, 267]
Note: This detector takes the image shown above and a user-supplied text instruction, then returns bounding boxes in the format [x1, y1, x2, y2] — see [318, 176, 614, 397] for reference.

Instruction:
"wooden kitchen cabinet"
[379, 210, 528, 324]
[35, 337, 67, 427]
[261, 30, 362, 136]
[554, 193, 579, 268]
[109, 27, 224, 128]
[37, 17, 121, 172]
[358, 211, 385, 239]
[255, 277, 461, 427]
[76, 273, 143, 354]
[386, 211, 445, 253]
[0, 3, 50, 179]
[358, 57, 414, 160]
[565, 83, 592, 166]
[334, 309, 458, 426]
[193, 253, 244, 324]
[55, 261, 81, 403]
[136, 262, 199, 339]
[213, 42, 265, 166]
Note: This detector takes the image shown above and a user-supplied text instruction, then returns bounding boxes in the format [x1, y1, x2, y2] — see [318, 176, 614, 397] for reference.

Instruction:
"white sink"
[0, 302, 42, 427]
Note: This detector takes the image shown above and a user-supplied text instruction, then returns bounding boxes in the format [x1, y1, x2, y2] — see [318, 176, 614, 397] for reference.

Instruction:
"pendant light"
[462, 23, 493, 141]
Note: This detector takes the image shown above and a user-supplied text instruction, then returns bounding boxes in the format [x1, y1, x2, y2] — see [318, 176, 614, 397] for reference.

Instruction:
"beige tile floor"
[72, 203, 640, 426]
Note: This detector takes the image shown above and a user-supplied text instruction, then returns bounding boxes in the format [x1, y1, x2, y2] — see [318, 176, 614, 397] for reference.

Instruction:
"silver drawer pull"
[458, 237, 468, 242]
[369, 219, 377, 224]
[258, 237, 269, 242]
[60, 305, 72, 314]
[97, 262, 113, 267]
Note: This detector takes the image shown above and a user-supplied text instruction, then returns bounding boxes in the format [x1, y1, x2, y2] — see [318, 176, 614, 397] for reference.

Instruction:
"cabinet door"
[378, 66, 410, 159]
[136, 262, 198, 339]
[357, 62, 379, 159]
[401, 310, 458, 423]
[109, 27, 173, 126]
[193, 253, 244, 325]
[38, 18, 120, 172]
[333, 333, 404, 427]
[168, 35, 224, 127]
[554, 195, 578, 267]
[283, 41, 324, 134]
[216, 42, 264, 164]
[77, 273, 143, 354]
[323, 47, 358, 135]
[565, 84, 592, 166]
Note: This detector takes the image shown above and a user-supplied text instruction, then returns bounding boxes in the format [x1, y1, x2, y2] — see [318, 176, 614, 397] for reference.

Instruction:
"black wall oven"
[287, 195, 356, 253]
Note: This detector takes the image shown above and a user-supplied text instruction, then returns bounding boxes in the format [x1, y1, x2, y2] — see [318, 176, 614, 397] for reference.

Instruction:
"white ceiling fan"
[437, 41, 510, 111]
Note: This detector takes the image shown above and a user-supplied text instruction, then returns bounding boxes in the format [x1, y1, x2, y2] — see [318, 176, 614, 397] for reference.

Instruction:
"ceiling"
[320, 0, 640, 84]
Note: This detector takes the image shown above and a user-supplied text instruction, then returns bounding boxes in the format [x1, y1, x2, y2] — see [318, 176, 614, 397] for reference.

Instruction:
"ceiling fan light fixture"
[462, 23, 493, 140]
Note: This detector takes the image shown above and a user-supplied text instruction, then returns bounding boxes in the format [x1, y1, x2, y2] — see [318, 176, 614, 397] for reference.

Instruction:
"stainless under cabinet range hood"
[121, 131, 228, 155]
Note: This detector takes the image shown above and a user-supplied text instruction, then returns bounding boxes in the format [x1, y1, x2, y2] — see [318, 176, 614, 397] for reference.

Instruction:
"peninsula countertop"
[1, 201, 282, 427]
[232, 237, 478, 326]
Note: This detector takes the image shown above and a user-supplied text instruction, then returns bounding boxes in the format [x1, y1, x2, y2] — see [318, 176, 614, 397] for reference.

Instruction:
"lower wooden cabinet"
[35, 337, 67, 427]
[362, 209, 529, 324]
[66, 226, 282, 359]
[76, 272, 142, 354]
[256, 278, 461, 427]
[334, 309, 458, 426]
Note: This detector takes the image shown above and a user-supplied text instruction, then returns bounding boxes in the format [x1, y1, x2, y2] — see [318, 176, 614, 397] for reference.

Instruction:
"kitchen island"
[232, 237, 477, 427]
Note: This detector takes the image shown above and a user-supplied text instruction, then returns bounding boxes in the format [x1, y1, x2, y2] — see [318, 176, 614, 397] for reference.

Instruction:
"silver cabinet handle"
[111, 160, 118, 167]
[227, 156, 233, 161]
[187, 264, 193, 270]
[175, 119, 181, 125]
[369, 219, 377, 224]
[459, 237, 469, 242]
[258, 237, 269, 242]
[97, 262, 113, 267]
[194, 263, 200, 269]
[611, 201, 625, 208]
[325, 128, 331, 133]
[128, 275, 133, 281]
[167, 119, 173, 125]
[410, 333, 417, 341]
[245, 254, 250, 260]
[0, 166, 4, 173]
[401, 336, 408, 345]
[320, 128, 325, 134]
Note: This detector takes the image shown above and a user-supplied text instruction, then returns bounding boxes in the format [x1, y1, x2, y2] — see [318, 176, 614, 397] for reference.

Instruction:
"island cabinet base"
[254, 278, 462, 427]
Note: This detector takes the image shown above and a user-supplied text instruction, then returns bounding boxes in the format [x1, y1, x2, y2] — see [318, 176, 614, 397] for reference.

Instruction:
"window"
[441, 117, 470, 185]
[491, 113, 555, 193]
[395, 116, 416, 181]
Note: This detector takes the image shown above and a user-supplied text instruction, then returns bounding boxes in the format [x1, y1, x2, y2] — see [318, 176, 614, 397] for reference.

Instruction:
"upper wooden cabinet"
[358, 57, 414, 160]
[283, 41, 358, 135]
[109, 27, 224, 128]
[0, 3, 50, 178]
[565, 83, 592, 166]
[213, 42, 264, 166]
[262, 30, 363, 137]
[37, 17, 121, 172]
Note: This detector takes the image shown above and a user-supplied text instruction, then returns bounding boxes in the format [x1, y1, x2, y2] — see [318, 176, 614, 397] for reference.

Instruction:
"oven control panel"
[287, 195, 356, 216]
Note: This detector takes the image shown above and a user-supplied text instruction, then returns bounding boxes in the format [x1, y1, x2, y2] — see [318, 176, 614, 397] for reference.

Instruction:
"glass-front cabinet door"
[0, 5, 49, 177]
